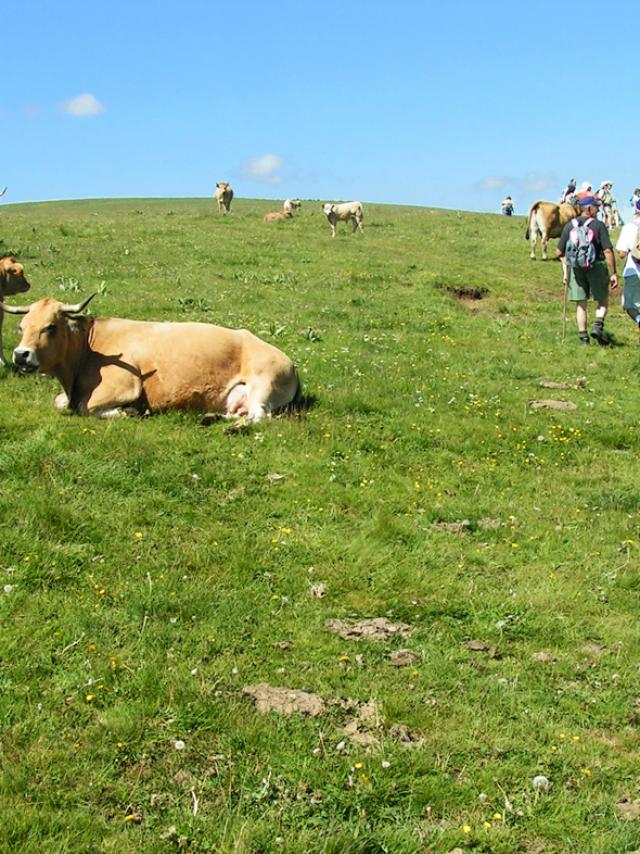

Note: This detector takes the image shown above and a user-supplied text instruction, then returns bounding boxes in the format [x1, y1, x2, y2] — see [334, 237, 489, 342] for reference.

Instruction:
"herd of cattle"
[1, 188, 575, 423]
[214, 183, 365, 238]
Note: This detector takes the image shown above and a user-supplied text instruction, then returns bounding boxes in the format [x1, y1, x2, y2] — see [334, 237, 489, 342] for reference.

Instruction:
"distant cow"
[283, 199, 302, 213]
[0, 256, 30, 366]
[1, 295, 301, 422]
[264, 210, 293, 223]
[214, 182, 234, 213]
[322, 201, 364, 237]
[526, 200, 580, 260]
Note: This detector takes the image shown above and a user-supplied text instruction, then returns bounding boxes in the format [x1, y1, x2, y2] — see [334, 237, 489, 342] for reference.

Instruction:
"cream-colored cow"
[2, 295, 301, 422]
[322, 201, 364, 237]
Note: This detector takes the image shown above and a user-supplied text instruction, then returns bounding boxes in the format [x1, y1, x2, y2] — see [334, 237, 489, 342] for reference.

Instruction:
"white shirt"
[615, 218, 640, 277]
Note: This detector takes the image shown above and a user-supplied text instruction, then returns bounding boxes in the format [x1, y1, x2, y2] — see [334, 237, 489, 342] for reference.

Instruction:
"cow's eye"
[44, 324, 57, 335]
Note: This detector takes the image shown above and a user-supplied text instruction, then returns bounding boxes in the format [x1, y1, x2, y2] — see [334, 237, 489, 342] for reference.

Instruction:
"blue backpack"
[565, 217, 597, 269]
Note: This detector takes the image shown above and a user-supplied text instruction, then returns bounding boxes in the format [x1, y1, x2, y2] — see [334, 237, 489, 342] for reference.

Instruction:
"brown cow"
[263, 211, 293, 223]
[526, 200, 580, 260]
[1, 295, 301, 421]
[0, 256, 30, 366]
[214, 182, 234, 213]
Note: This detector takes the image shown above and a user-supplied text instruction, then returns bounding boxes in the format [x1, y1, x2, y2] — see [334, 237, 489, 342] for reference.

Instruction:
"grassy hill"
[1, 198, 639, 853]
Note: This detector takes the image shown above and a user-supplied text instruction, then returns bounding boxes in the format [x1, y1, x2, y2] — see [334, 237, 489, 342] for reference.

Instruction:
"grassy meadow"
[1, 197, 640, 853]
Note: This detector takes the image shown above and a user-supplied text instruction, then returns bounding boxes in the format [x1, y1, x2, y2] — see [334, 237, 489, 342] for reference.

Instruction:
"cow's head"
[0, 293, 96, 374]
[216, 182, 230, 190]
[0, 256, 31, 297]
[322, 203, 335, 216]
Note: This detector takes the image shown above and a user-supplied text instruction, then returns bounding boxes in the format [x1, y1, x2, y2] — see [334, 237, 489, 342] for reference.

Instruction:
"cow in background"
[0, 256, 30, 366]
[214, 182, 234, 213]
[322, 201, 364, 237]
[526, 200, 580, 260]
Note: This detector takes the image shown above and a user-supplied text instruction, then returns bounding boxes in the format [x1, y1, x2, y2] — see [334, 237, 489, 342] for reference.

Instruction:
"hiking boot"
[590, 324, 612, 346]
[578, 334, 590, 346]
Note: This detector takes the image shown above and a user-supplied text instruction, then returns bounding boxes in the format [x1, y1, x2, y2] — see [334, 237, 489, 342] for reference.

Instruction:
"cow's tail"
[525, 203, 537, 240]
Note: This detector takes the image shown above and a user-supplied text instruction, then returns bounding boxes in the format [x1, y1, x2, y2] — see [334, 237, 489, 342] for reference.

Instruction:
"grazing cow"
[214, 182, 234, 213]
[1, 295, 301, 422]
[0, 256, 30, 366]
[526, 200, 580, 260]
[283, 199, 302, 213]
[263, 210, 293, 223]
[322, 201, 364, 237]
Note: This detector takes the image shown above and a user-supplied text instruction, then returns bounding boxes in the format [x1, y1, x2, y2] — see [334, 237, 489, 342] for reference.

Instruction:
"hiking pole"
[562, 258, 569, 340]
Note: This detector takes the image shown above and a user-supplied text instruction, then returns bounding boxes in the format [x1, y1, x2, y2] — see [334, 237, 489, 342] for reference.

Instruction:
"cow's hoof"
[200, 412, 223, 427]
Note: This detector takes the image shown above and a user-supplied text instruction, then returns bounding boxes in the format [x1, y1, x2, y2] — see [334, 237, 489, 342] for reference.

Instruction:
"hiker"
[576, 181, 593, 201]
[556, 195, 618, 345]
[560, 179, 577, 204]
[596, 181, 616, 228]
[630, 188, 640, 209]
[501, 196, 514, 216]
[615, 199, 640, 335]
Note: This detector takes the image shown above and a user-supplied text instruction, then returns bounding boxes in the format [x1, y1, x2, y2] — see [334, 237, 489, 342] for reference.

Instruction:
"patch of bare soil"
[539, 378, 586, 390]
[529, 399, 577, 411]
[325, 617, 413, 642]
[242, 683, 325, 717]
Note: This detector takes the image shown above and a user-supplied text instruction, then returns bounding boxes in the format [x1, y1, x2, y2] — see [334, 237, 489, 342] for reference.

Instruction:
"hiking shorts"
[568, 262, 610, 303]
[622, 273, 640, 311]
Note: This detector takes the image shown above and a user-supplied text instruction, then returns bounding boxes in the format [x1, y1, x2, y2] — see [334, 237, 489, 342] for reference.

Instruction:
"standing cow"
[283, 199, 302, 213]
[0, 256, 30, 366]
[214, 182, 234, 213]
[322, 201, 364, 237]
[526, 200, 580, 260]
[1, 294, 301, 422]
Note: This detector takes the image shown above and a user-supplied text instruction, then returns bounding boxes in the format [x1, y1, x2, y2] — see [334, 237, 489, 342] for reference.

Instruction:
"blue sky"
[3, 0, 636, 213]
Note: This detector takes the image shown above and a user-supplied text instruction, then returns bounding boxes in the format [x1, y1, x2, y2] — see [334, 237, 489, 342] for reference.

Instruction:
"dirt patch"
[616, 798, 640, 820]
[539, 378, 586, 390]
[434, 281, 488, 300]
[341, 699, 383, 746]
[529, 399, 577, 411]
[433, 519, 471, 534]
[387, 649, 418, 667]
[325, 617, 413, 642]
[242, 683, 325, 717]
[464, 640, 498, 658]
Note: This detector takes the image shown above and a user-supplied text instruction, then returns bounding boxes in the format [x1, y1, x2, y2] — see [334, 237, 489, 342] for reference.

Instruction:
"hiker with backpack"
[501, 196, 514, 216]
[556, 195, 618, 345]
[615, 199, 640, 335]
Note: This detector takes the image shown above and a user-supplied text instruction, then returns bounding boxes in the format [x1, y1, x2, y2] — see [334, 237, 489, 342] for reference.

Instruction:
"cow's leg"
[530, 228, 537, 260]
[330, 222, 336, 238]
[0, 312, 6, 367]
[541, 231, 549, 261]
[54, 392, 70, 410]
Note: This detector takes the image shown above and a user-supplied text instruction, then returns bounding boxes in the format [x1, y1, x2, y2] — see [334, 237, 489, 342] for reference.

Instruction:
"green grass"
[1, 197, 639, 853]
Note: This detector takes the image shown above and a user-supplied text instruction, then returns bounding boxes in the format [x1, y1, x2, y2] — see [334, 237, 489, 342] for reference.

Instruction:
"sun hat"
[578, 195, 600, 207]
[580, 181, 592, 191]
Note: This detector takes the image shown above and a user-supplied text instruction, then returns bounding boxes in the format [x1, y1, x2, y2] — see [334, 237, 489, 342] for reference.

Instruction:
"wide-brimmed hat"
[579, 195, 600, 208]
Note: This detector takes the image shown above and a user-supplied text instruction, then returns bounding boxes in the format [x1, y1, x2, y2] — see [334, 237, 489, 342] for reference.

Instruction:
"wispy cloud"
[521, 172, 556, 194]
[477, 175, 512, 192]
[60, 93, 105, 117]
[243, 153, 284, 185]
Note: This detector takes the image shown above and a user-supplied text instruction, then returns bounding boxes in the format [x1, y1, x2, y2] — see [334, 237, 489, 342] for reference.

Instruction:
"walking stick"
[562, 258, 569, 340]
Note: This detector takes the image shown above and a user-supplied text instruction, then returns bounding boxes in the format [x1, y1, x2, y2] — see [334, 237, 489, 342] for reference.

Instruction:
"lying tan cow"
[1, 295, 301, 421]
[263, 210, 293, 223]
[322, 201, 364, 237]
[214, 182, 234, 213]
[0, 256, 30, 366]
[526, 200, 580, 260]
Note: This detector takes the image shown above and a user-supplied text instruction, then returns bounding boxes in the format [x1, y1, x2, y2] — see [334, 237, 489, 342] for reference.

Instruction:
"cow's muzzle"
[13, 347, 39, 372]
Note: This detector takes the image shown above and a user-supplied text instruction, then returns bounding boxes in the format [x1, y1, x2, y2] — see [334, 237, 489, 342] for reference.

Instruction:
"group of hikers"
[499, 181, 640, 346]
[559, 179, 625, 229]
[556, 192, 640, 346]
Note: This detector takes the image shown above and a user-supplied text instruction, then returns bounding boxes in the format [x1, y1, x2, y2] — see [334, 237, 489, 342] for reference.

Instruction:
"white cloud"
[478, 175, 511, 192]
[243, 153, 284, 185]
[521, 173, 556, 194]
[60, 93, 105, 117]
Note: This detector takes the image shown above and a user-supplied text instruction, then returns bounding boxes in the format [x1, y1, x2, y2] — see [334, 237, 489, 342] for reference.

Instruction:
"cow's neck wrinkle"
[54, 317, 93, 400]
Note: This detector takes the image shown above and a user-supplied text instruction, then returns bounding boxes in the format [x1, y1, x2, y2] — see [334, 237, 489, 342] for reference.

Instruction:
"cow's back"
[89, 318, 294, 412]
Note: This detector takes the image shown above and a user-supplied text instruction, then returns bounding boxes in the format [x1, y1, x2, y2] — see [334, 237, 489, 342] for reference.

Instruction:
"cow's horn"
[0, 300, 30, 314]
[61, 293, 97, 314]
